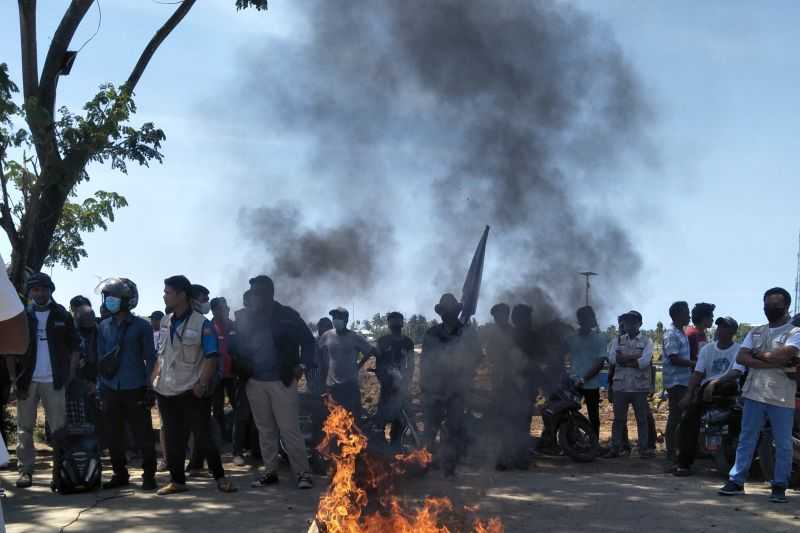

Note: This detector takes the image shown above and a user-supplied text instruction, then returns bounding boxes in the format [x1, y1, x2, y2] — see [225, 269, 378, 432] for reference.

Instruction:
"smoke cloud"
[231, 0, 654, 322]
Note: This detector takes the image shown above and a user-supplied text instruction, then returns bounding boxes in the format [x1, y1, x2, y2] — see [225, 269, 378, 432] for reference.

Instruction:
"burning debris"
[310, 398, 503, 533]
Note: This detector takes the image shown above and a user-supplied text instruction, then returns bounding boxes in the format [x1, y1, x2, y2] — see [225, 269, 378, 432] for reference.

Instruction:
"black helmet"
[96, 277, 139, 311]
[26, 272, 55, 294]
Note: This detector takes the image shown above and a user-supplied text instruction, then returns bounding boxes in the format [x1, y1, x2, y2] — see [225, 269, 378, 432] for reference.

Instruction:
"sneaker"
[141, 477, 158, 491]
[297, 472, 313, 490]
[16, 473, 32, 488]
[156, 482, 189, 496]
[602, 448, 622, 459]
[769, 485, 788, 503]
[216, 477, 238, 493]
[639, 449, 656, 459]
[251, 472, 279, 488]
[232, 455, 246, 467]
[102, 475, 131, 490]
[671, 466, 691, 477]
[718, 480, 744, 496]
[157, 460, 168, 472]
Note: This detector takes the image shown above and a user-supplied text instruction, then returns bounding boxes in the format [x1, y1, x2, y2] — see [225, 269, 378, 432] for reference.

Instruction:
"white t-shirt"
[740, 322, 800, 408]
[0, 255, 23, 321]
[32, 310, 53, 383]
[695, 341, 745, 385]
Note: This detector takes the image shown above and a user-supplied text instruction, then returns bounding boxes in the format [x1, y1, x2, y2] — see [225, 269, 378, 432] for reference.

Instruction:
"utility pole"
[579, 272, 598, 307]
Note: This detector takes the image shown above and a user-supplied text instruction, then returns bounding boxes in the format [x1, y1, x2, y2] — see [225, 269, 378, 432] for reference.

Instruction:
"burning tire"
[557, 415, 600, 463]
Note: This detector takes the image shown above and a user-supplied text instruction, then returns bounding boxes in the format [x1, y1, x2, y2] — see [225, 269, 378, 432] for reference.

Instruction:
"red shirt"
[213, 319, 234, 379]
[685, 325, 707, 361]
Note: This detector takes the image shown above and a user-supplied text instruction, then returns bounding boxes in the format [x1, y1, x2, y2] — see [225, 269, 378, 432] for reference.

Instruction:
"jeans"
[101, 387, 156, 479]
[729, 398, 795, 487]
[579, 387, 601, 438]
[212, 378, 236, 441]
[666, 385, 688, 460]
[157, 391, 225, 484]
[16, 382, 66, 474]
[611, 391, 650, 451]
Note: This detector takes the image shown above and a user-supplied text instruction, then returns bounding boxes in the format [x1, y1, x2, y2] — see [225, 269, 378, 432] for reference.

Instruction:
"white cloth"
[695, 341, 745, 385]
[32, 310, 53, 383]
[740, 322, 800, 408]
[0, 255, 22, 321]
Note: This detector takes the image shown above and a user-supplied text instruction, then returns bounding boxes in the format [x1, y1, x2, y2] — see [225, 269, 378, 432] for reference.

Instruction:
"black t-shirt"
[376, 334, 414, 375]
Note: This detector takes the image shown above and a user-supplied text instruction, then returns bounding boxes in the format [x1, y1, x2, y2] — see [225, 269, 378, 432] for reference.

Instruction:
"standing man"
[673, 316, 744, 476]
[237, 275, 315, 489]
[686, 303, 716, 361]
[719, 288, 800, 503]
[605, 311, 654, 459]
[565, 306, 608, 438]
[210, 297, 237, 442]
[662, 301, 694, 463]
[307, 317, 333, 450]
[96, 278, 158, 491]
[14, 273, 79, 488]
[150, 311, 165, 349]
[318, 307, 379, 421]
[152, 276, 236, 495]
[420, 294, 482, 478]
[370, 312, 415, 446]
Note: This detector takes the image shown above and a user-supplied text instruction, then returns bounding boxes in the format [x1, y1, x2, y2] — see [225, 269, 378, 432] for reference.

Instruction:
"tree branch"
[0, 156, 21, 249]
[17, 0, 39, 101]
[38, 0, 95, 116]
[125, 0, 197, 93]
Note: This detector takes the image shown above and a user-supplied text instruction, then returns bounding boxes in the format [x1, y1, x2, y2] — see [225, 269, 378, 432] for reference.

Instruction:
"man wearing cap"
[719, 287, 800, 503]
[367, 312, 415, 446]
[420, 293, 482, 477]
[662, 301, 695, 462]
[605, 310, 655, 459]
[319, 307, 379, 421]
[13, 273, 80, 488]
[152, 276, 236, 495]
[673, 316, 744, 476]
[236, 275, 315, 489]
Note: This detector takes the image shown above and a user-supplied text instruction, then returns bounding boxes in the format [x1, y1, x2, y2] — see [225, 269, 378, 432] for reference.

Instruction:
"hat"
[490, 303, 510, 316]
[434, 293, 462, 316]
[387, 311, 404, 321]
[715, 316, 739, 331]
[26, 272, 55, 294]
[621, 310, 642, 323]
[150, 311, 165, 321]
[329, 307, 349, 318]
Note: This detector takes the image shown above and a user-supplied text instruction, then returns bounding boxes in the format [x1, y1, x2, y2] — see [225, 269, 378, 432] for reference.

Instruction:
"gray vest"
[613, 334, 651, 393]
[741, 322, 799, 408]
[153, 311, 207, 396]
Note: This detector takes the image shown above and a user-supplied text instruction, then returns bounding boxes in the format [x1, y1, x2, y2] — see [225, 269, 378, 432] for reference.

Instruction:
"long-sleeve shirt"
[97, 314, 156, 391]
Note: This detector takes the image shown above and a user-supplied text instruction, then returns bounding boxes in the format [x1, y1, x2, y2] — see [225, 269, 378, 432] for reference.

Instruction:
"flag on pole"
[460, 225, 490, 324]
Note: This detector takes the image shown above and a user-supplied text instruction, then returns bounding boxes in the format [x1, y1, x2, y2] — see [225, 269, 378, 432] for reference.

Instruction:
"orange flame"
[314, 397, 503, 533]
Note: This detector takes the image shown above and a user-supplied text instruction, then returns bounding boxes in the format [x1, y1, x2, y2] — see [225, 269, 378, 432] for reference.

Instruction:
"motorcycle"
[541, 376, 600, 462]
[697, 385, 742, 475]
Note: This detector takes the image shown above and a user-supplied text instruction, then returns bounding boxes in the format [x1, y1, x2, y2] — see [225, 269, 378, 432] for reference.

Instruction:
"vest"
[613, 334, 651, 393]
[153, 311, 207, 396]
[741, 323, 799, 408]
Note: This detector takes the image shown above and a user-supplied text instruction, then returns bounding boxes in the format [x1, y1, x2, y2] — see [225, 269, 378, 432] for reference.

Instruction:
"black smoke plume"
[234, 0, 653, 322]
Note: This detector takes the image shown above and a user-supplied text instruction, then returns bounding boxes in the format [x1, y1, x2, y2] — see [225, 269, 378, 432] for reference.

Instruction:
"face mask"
[104, 296, 122, 315]
[195, 301, 211, 315]
[333, 319, 347, 331]
[32, 297, 51, 310]
[764, 306, 786, 323]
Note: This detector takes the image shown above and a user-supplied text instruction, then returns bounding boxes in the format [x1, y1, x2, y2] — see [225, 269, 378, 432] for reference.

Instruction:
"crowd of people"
[0, 261, 799, 511]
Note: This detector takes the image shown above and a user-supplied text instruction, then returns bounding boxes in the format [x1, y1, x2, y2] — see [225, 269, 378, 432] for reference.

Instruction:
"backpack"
[51, 381, 101, 494]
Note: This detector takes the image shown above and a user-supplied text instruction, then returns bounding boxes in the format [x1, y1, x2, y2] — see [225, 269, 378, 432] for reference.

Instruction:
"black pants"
[157, 391, 225, 483]
[666, 385, 688, 460]
[377, 381, 406, 444]
[327, 382, 362, 421]
[579, 387, 601, 438]
[423, 392, 467, 474]
[677, 399, 704, 469]
[233, 380, 260, 457]
[212, 378, 236, 441]
[101, 387, 156, 479]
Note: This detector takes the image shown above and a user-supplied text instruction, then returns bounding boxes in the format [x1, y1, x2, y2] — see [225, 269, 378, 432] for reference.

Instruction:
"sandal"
[217, 478, 238, 493]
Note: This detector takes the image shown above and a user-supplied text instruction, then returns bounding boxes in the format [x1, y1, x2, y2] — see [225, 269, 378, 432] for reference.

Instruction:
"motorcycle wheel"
[557, 415, 600, 463]
[757, 435, 800, 488]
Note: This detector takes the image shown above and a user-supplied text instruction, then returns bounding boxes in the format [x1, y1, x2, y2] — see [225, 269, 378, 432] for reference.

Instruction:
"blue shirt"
[97, 315, 156, 391]
[662, 325, 691, 388]
[566, 331, 608, 389]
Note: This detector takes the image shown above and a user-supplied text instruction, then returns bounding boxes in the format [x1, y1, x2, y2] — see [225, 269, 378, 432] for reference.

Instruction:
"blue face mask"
[104, 296, 122, 315]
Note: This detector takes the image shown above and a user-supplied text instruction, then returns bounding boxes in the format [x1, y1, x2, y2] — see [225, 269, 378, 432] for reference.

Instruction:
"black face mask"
[764, 306, 787, 323]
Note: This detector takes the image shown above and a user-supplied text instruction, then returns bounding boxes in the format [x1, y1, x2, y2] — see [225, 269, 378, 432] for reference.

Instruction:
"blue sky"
[0, 1, 798, 328]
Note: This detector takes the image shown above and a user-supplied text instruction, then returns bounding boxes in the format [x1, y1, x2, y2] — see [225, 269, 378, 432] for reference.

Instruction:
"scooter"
[541, 376, 600, 462]
[697, 384, 742, 475]
[757, 393, 800, 487]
